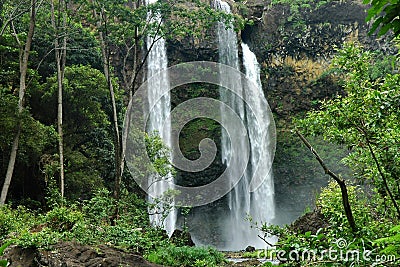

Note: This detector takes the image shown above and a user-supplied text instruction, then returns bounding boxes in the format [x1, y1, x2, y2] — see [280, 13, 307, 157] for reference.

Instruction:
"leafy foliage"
[0, 240, 12, 267]
[0, 189, 160, 251]
[0, 188, 226, 266]
[145, 246, 225, 267]
[0, 87, 57, 200]
[364, 0, 400, 37]
[374, 224, 400, 257]
[317, 181, 390, 240]
[260, 182, 394, 266]
[36, 65, 123, 198]
[0, 205, 36, 240]
[296, 43, 400, 218]
[258, 43, 400, 266]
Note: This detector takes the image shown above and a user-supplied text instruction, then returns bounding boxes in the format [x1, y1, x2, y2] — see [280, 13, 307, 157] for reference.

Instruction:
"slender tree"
[0, 0, 32, 37]
[1, 0, 38, 205]
[50, 0, 68, 197]
[296, 131, 358, 234]
[90, 1, 123, 217]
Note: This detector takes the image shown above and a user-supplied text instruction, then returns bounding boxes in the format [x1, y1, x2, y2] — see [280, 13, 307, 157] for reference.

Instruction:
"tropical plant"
[0, 240, 12, 267]
[364, 0, 400, 37]
[145, 246, 226, 267]
[296, 43, 400, 219]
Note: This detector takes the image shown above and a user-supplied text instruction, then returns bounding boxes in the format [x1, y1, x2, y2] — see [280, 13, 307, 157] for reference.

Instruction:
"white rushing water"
[145, 0, 176, 236]
[241, 42, 275, 229]
[215, 0, 275, 250]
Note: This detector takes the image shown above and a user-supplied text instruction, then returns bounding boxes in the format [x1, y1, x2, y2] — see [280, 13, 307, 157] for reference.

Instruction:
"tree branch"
[295, 130, 358, 234]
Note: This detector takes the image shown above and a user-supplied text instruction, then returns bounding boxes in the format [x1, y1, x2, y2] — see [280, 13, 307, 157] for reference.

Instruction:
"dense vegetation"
[0, 188, 225, 266]
[257, 42, 400, 266]
[254, 1, 400, 265]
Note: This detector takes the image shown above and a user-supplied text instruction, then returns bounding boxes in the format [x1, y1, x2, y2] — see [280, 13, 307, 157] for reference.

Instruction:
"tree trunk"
[93, 6, 123, 219]
[51, 0, 67, 198]
[364, 135, 400, 218]
[296, 131, 358, 234]
[0, 0, 36, 205]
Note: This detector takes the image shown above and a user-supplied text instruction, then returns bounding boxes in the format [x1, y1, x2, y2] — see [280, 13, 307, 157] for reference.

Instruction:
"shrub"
[317, 181, 368, 235]
[146, 246, 225, 267]
[45, 205, 83, 232]
[15, 228, 63, 249]
[82, 188, 114, 225]
[374, 224, 400, 258]
[0, 205, 36, 239]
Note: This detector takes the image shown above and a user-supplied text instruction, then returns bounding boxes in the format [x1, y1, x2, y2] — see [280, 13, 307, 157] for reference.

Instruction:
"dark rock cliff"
[241, 0, 392, 118]
[167, 0, 392, 118]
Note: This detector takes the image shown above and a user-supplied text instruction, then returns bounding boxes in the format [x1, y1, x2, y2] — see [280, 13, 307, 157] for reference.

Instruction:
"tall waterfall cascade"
[145, 0, 176, 236]
[215, 0, 275, 250]
[241, 42, 275, 229]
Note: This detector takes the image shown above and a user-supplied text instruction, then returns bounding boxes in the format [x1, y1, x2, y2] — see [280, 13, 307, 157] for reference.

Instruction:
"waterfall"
[145, 0, 176, 236]
[241, 42, 275, 229]
[215, 0, 249, 249]
[215, 0, 275, 250]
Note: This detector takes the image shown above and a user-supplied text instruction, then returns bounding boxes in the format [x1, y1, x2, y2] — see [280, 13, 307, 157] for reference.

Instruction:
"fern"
[374, 225, 400, 256]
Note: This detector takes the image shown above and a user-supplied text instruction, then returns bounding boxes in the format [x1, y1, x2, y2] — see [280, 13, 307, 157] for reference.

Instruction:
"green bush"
[15, 228, 63, 249]
[45, 205, 83, 232]
[0, 189, 172, 255]
[0, 205, 36, 239]
[317, 181, 368, 235]
[317, 181, 393, 241]
[115, 190, 149, 228]
[259, 179, 397, 266]
[82, 188, 114, 225]
[146, 246, 225, 267]
[374, 224, 400, 257]
[82, 189, 149, 227]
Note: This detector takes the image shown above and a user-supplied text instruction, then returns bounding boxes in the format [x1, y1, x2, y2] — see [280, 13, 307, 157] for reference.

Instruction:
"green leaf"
[0, 240, 12, 255]
[0, 259, 8, 267]
[389, 225, 400, 233]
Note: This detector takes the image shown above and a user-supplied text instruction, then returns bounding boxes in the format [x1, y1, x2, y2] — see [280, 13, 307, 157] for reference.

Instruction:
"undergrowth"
[0, 188, 227, 267]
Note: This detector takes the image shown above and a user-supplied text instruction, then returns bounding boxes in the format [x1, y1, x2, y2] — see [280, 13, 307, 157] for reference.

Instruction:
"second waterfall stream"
[215, 0, 275, 250]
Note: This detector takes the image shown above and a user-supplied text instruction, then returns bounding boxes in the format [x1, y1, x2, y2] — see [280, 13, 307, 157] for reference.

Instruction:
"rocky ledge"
[4, 241, 164, 267]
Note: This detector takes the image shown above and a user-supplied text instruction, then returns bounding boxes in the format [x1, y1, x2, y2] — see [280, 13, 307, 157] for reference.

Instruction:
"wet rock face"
[242, 0, 382, 61]
[239, 0, 393, 119]
[166, 0, 390, 120]
[167, 34, 219, 65]
[290, 209, 329, 234]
